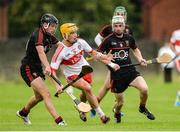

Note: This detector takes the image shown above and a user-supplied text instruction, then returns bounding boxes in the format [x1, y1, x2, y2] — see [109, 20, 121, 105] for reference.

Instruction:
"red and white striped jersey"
[51, 38, 93, 78]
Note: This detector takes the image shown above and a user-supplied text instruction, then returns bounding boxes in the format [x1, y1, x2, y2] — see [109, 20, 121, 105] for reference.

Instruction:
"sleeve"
[34, 29, 44, 46]
[99, 25, 111, 38]
[50, 44, 64, 70]
[94, 33, 103, 47]
[79, 39, 93, 53]
[129, 36, 137, 50]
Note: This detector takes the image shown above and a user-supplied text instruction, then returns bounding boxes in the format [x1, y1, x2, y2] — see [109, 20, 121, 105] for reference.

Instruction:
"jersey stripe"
[61, 51, 83, 65]
[98, 33, 113, 51]
[36, 28, 44, 46]
[175, 40, 180, 46]
[52, 43, 64, 62]
[25, 65, 33, 81]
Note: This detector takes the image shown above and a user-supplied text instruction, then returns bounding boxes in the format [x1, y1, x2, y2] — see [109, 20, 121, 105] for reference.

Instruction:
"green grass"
[0, 72, 180, 131]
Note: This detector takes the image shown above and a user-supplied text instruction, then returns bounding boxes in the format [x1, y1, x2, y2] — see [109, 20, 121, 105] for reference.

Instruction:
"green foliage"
[8, 0, 141, 40]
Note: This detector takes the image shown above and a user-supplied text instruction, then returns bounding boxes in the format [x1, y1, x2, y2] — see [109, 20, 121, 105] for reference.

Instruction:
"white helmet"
[112, 16, 125, 32]
[112, 15, 125, 25]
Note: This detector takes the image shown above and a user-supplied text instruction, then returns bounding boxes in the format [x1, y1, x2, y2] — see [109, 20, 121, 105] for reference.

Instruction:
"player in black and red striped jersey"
[88, 7, 132, 117]
[94, 7, 133, 106]
[99, 15, 155, 123]
[95, 6, 133, 47]
[16, 13, 66, 126]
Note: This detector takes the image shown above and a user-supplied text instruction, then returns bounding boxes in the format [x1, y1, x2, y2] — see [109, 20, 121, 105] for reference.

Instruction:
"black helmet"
[40, 13, 58, 25]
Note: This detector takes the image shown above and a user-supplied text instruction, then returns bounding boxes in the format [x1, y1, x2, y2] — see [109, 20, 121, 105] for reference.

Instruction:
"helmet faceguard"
[112, 16, 125, 34]
[40, 13, 58, 29]
[60, 23, 78, 39]
[113, 6, 127, 22]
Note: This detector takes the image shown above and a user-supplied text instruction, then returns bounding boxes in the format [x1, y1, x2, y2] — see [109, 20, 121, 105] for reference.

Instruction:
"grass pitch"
[0, 71, 180, 131]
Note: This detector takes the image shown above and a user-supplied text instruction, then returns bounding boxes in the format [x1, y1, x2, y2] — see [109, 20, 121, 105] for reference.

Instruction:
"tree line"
[8, 0, 142, 40]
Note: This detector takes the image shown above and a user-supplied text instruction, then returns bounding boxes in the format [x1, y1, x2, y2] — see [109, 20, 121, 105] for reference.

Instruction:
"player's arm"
[132, 48, 147, 66]
[93, 38, 120, 71]
[94, 33, 104, 46]
[169, 31, 180, 56]
[89, 50, 120, 71]
[36, 45, 51, 75]
[55, 41, 62, 47]
[50, 44, 64, 94]
[169, 41, 180, 56]
[129, 36, 147, 66]
[50, 69, 64, 94]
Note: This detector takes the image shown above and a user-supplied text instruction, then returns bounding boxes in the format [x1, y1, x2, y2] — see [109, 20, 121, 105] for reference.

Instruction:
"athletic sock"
[55, 116, 63, 124]
[139, 104, 146, 111]
[19, 107, 30, 117]
[94, 107, 105, 117]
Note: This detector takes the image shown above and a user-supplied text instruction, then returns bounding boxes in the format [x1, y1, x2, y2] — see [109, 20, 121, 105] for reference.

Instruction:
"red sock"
[55, 116, 63, 124]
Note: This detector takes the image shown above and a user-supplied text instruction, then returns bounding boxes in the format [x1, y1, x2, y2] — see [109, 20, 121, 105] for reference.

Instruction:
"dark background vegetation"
[0, 0, 164, 79]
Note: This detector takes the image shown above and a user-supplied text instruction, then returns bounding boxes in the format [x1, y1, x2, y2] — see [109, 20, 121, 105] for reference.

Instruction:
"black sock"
[19, 107, 29, 117]
[139, 104, 146, 111]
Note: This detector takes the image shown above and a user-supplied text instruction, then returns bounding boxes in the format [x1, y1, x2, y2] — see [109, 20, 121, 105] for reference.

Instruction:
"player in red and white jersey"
[50, 23, 119, 124]
[169, 29, 180, 72]
[51, 39, 93, 79]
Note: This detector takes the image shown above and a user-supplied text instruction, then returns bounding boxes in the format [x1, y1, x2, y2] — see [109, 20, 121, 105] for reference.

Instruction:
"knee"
[140, 86, 148, 95]
[116, 99, 124, 106]
[106, 86, 111, 90]
[36, 96, 43, 102]
[41, 91, 51, 100]
[83, 86, 92, 95]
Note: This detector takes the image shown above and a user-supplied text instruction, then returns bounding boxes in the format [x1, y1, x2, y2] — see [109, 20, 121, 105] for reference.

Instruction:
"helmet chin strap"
[43, 23, 49, 29]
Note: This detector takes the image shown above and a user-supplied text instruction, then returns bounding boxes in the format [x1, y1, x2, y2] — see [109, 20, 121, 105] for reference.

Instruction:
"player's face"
[116, 12, 125, 19]
[113, 23, 125, 34]
[67, 31, 78, 43]
[46, 23, 57, 35]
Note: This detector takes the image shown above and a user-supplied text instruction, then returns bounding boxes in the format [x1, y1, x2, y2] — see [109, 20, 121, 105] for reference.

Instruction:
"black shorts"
[20, 63, 45, 87]
[111, 70, 140, 93]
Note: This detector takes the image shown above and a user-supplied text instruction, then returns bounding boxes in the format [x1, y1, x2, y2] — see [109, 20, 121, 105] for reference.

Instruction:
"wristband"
[108, 62, 116, 68]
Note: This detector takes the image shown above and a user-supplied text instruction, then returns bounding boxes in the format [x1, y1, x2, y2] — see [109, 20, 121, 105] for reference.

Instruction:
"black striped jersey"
[21, 27, 58, 65]
[99, 33, 137, 79]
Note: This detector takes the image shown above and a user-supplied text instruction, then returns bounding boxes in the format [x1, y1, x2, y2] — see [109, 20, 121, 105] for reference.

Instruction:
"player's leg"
[30, 77, 66, 124]
[90, 71, 111, 117]
[17, 88, 44, 125]
[17, 65, 44, 125]
[175, 90, 180, 106]
[97, 71, 111, 102]
[113, 92, 124, 123]
[72, 78, 110, 124]
[79, 91, 88, 121]
[130, 76, 155, 120]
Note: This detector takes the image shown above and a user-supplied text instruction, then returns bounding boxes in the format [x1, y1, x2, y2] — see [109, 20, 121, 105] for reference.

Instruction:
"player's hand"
[106, 50, 114, 61]
[108, 62, 120, 71]
[139, 58, 147, 66]
[45, 66, 51, 76]
[56, 85, 64, 94]
[113, 63, 120, 71]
